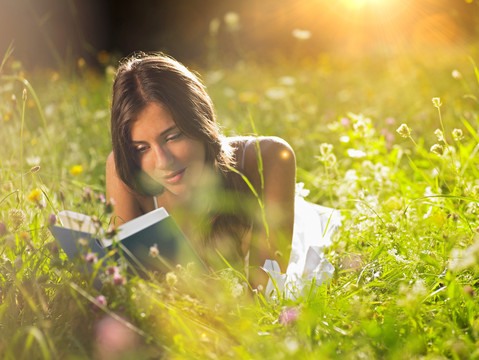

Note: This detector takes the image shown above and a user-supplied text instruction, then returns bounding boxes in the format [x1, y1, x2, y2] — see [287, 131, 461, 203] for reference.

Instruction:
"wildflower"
[396, 123, 411, 138]
[432, 97, 442, 108]
[340, 117, 350, 126]
[292, 29, 311, 40]
[430, 144, 444, 156]
[48, 213, 56, 226]
[149, 244, 159, 258]
[106, 265, 119, 275]
[452, 70, 462, 79]
[113, 273, 126, 286]
[434, 129, 444, 142]
[85, 252, 98, 264]
[346, 149, 366, 158]
[385, 117, 396, 125]
[279, 307, 299, 325]
[26, 156, 41, 166]
[0, 222, 7, 236]
[166, 272, 178, 287]
[27, 188, 42, 203]
[452, 128, 464, 141]
[224, 12, 240, 31]
[320, 143, 333, 157]
[94, 295, 107, 309]
[30, 165, 40, 173]
[9, 208, 25, 230]
[69, 165, 83, 175]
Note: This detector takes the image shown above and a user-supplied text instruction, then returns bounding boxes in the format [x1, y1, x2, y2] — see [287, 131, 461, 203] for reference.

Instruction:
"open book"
[49, 208, 207, 275]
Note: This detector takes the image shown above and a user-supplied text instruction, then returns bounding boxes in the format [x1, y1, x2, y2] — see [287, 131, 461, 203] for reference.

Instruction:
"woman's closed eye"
[134, 144, 150, 153]
[165, 132, 182, 142]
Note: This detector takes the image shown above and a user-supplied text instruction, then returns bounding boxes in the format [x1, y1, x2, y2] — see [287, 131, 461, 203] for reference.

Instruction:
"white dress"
[239, 139, 341, 300]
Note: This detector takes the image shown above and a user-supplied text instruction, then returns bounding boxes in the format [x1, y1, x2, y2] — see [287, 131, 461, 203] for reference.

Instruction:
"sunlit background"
[0, 0, 478, 68]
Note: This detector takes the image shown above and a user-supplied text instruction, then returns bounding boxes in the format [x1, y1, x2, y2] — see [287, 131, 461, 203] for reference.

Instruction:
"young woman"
[106, 53, 296, 285]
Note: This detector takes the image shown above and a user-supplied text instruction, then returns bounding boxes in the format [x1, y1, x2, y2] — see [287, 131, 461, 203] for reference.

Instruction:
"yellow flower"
[27, 188, 41, 202]
[70, 165, 83, 175]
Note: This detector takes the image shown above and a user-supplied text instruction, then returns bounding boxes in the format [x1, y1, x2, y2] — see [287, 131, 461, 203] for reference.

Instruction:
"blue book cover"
[49, 208, 207, 275]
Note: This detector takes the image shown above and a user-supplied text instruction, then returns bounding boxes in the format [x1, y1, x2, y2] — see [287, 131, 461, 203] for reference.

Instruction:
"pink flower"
[340, 117, 350, 127]
[279, 307, 299, 325]
[94, 295, 107, 310]
[85, 252, 98, 264]
[106, 266, 119, 275]
[113, 273, 126, 286]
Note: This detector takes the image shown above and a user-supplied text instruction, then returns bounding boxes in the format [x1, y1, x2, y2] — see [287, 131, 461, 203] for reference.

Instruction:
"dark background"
[1, 0, 478, 69]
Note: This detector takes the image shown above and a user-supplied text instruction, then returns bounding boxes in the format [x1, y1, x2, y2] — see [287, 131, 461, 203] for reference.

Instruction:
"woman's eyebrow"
[131, 125, 178, 143]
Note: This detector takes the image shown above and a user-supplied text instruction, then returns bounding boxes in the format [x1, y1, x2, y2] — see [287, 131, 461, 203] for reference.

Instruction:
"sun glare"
[340, 0, 398, 10]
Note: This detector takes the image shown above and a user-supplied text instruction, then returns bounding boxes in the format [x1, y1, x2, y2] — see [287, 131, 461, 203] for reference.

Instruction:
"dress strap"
[241, 138, 255, 171]
[153, 196, 159, 209]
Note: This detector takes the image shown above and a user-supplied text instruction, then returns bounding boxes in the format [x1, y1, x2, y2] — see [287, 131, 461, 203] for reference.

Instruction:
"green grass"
[1, 45, 479, 359]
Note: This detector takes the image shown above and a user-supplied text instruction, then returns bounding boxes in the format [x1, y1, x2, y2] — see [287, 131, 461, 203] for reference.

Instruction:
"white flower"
[292, 29, 311, 40]
[452, 70, 462, 79]
[279, 76, 296, 86]
[265, 87, 287, 100]
[347, 149, 366, 158]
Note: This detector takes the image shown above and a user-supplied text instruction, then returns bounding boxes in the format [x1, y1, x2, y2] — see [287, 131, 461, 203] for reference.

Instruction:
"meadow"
[1, 44, 479, 359]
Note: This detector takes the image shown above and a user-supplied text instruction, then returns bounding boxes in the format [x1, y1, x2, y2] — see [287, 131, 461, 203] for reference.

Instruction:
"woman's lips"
[163, 168, 186, 185]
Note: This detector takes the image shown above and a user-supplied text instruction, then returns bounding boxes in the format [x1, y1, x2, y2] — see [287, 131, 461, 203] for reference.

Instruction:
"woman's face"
[130, 102, 206, 198]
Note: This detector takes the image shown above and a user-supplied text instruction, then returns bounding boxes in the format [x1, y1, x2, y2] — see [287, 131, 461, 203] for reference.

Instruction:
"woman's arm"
[106, 152, 144, 226]
[241, 137, 296, 285]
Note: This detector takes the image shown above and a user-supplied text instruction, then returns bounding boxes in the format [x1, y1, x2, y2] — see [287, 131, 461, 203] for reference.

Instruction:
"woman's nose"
[152, 144, 173, 169]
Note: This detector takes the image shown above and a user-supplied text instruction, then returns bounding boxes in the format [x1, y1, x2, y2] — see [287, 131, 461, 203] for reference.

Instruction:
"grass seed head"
[430, 144, 444, 156]
[396, 123, 411, 138]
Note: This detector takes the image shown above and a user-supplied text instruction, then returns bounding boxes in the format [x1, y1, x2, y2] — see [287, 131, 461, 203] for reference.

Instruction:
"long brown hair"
[110, 53, 252, 261]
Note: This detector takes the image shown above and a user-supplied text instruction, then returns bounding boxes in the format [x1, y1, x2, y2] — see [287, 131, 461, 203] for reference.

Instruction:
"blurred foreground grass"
[1, 46, 479, 359]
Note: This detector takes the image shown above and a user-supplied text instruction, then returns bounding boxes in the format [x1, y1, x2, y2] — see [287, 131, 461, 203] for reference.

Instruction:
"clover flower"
[166, 272, 178, 287]
[94, 295, 107, 309]
[396, 123, 411, 138]
[430, 144, 444, 156]
[432, 97, 442, 108]
[149, 244, 159, 258]
[9, 208, 25, 230]
[113, 273, 126, 286]
[434, 129, 444, 142]
[279, 307, 299, 325]
[452, 128, 464, 141]
[85, 252, 98, 264]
